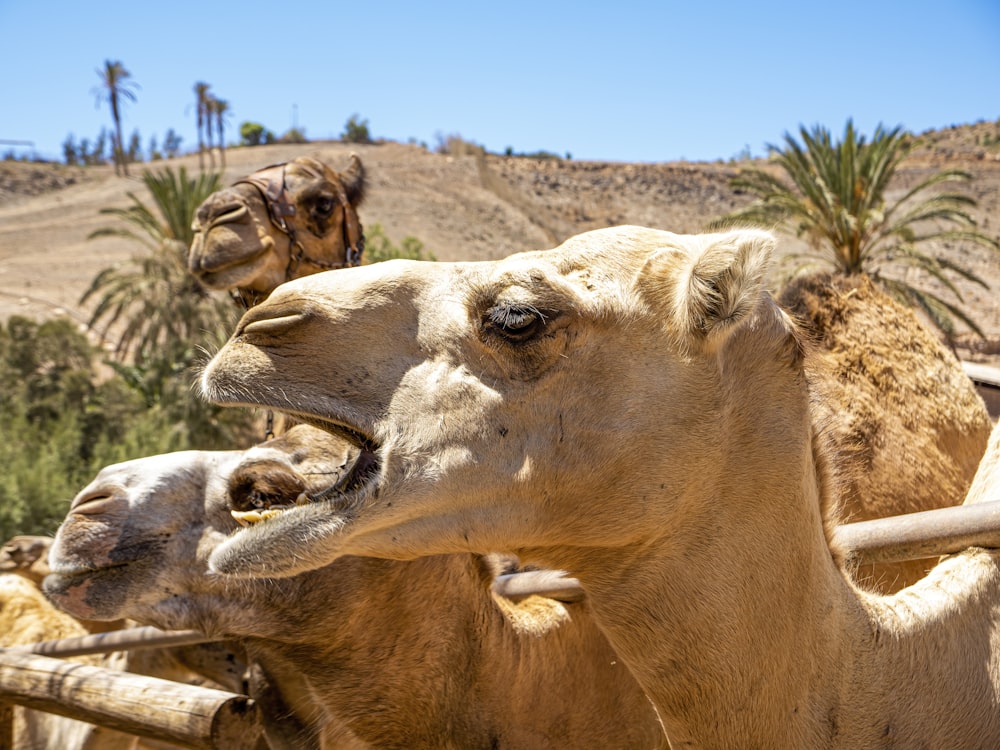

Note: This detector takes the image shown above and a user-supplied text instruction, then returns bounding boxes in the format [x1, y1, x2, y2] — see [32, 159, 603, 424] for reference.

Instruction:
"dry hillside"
[1, 120, 998, 365]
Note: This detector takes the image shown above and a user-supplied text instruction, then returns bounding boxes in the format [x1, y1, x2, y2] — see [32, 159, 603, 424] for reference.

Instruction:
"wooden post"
[0, 649, 260, 749]
[0, 700, 12, 750]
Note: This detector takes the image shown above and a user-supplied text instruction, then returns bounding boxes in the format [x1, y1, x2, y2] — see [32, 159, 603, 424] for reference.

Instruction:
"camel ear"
[341, 153, 366, 206]
[643, 229, 774, 350]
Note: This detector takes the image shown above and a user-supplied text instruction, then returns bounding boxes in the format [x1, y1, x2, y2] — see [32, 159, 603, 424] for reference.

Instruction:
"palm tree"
[713, 120, 1000, 339]
[93, 60, 139, 177]
[211, 97, 231, 169]
[193, 82, 212, 171]
[81, 166, 231, 362]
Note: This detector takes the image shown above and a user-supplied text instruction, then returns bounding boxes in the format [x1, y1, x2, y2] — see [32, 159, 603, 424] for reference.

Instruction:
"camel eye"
[484, 304, 547, 342]
[315, 195, 335, 215]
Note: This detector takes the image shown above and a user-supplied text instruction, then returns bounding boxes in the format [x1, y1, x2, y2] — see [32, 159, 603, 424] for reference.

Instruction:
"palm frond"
[713, 118, 998, 338]
[82, 166, 228, 362]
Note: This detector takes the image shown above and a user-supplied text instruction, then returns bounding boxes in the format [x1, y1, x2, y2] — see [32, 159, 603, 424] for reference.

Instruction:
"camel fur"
[779, 272, 992, 590]
[45, 424, 664, 750]
[188, 155, 365, 302]
[199, 225, 1000, 748]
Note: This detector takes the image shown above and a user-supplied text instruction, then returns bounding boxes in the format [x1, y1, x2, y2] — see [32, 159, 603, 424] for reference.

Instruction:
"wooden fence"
[0, 628, 260, 750]
[963, 361, 1000, 420]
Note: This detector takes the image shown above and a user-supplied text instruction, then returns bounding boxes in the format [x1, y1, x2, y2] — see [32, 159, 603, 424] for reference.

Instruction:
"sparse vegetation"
[279, 127, 308, 144]
[363, 223, 436, 263]
[342, 114, 372, 144]
[435, 132, 484, 157]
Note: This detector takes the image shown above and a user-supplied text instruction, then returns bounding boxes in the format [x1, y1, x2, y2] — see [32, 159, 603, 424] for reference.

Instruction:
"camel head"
[189, 155, 366, 303]
[201, 225, 804, 579]
[44, 425, 358, 629]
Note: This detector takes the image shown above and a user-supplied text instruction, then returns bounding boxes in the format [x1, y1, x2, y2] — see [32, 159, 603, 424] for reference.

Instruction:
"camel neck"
[554, 309, 866, 747]
[567, 454, 1000, 748]
[576, 461, 857, 748]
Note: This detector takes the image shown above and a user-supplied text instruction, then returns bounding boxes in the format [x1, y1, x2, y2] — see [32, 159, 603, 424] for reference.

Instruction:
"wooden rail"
[10, 626, 215, 658]
[834, 499, 1000, 566]
[963, 361, 1000, 419]
[0, 649, 260, 750]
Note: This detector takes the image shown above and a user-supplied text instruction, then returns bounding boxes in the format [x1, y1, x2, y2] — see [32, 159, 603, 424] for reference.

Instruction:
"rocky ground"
[1, 120, 998, 365]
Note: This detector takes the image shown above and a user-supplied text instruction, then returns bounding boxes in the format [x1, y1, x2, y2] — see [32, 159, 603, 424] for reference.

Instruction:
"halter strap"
[233, 161, 365, 282]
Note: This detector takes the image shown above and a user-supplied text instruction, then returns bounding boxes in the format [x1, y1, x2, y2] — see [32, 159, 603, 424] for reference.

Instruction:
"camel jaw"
[229, 439, 381, 527]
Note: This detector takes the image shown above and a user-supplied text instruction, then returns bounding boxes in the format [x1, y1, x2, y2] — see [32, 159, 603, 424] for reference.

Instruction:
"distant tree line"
[25, 56, 386, 167]
[62, 127, 183, 166]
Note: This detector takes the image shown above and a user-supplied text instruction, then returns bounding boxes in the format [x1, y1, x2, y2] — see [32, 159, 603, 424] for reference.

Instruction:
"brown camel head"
[189, 155, 366, 303]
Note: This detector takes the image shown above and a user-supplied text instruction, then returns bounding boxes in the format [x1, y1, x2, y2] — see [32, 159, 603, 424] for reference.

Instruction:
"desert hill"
[1, 120, 998, 365]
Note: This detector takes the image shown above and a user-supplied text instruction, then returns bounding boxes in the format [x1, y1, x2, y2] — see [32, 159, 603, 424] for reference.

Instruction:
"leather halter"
[234, 160, 365, 288]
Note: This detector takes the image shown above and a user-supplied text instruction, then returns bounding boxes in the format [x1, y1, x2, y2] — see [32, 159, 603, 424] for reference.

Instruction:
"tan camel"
[188, 155, 365, 304]
[45, 424, 664, 750]
[779, 272, 992, 590]
[199, 226, 1000, 748]
[0, 535, 53, 586]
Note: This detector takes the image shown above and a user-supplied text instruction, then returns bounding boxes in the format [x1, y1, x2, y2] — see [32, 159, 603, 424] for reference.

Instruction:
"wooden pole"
[834, 499, 1000, 566]
[0, 649, 260, 750]
[493, 569, 585, 602]
[11, 626, 215, 658]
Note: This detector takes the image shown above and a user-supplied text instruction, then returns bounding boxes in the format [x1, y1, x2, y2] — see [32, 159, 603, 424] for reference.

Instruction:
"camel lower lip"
[197, 243, 270, 274]
[45, 562, 128, 589]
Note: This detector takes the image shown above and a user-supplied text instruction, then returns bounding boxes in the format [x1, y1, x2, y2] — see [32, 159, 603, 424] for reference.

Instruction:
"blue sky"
[2, 0, 998, 164]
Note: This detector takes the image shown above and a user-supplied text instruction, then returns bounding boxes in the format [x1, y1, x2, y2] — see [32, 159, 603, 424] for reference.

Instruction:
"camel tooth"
[295, 492, 310, 506]
[231, 509, 262, 526]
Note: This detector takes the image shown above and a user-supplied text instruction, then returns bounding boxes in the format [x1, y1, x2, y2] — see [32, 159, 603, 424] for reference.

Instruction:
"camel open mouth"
[230, 421, 381, 528]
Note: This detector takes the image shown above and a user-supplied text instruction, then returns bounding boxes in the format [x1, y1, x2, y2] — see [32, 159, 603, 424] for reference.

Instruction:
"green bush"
[239, 121, 275, 147]
[0, 315, 258, 539]
[342, 114, 371, 144]
[363, 223, 436, 263]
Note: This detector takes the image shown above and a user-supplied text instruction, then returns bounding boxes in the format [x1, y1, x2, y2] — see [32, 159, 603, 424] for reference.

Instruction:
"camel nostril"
[204, 202, 249, 227]
[70, 488, 120, 514]
[240, 313, 307, 338]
